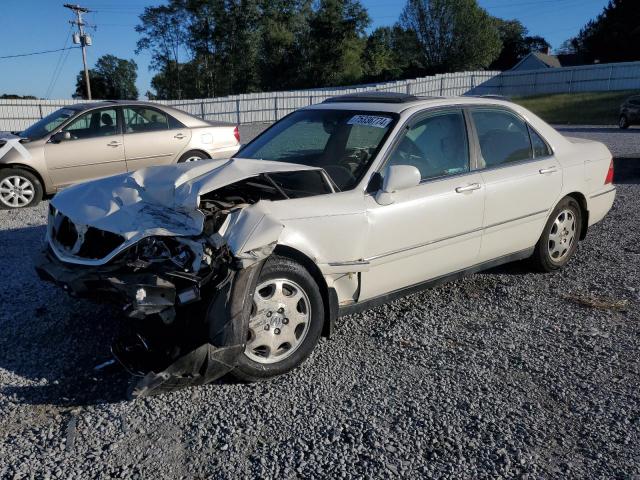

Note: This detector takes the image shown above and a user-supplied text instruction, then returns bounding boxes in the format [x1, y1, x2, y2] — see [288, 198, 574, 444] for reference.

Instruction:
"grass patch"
[512, 90, 638, 125]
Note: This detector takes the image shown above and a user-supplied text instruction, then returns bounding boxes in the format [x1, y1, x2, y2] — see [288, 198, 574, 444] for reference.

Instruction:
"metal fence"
[2, 60, 639, 131]
[0, 71, 497, 131]
[471, 60, 640, 97]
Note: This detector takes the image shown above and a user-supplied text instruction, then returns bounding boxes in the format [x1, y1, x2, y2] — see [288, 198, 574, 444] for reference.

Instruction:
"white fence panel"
[2, 61, 640, 131]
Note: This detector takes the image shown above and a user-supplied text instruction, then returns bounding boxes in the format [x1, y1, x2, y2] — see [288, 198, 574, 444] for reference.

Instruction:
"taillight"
[233, 126, 240, 143]
[605, 158, 614, 184]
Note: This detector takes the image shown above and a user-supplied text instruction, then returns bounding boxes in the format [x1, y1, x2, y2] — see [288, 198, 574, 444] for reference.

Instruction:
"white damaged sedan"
[37, 93, 616, 396]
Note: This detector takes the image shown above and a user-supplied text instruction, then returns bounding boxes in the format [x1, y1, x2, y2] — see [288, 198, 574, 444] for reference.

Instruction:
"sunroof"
[323, 92, 422, 104]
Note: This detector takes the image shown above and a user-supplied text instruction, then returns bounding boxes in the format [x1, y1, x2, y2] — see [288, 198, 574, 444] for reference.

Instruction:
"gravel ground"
[555, 125, 640, 158]
[0, 126, 639, 479]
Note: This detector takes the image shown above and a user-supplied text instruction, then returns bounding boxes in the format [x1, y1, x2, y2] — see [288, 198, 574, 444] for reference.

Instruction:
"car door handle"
[174, 133, 186, 139]
[539, 166, 558, 174]
[107, 141, 122, 147]
[455, 183, 481, 193]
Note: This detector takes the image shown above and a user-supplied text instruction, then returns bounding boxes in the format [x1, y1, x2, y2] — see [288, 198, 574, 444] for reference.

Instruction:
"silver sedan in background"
[0, 101, 241, 209]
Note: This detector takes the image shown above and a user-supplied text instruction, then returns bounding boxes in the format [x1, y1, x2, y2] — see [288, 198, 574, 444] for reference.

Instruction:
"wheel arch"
[0, 163, 47, 194]
[178, 149, 211, 163]
[566, 191, 589, 240]
[272, 244, 338, 338]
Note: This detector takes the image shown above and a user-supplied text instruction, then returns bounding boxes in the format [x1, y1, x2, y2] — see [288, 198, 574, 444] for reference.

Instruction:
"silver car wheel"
[183, 155, 202, 163]
[0, 175, 35, 208]
[548, 208, 576, 261]
[245, 278, 311, 364]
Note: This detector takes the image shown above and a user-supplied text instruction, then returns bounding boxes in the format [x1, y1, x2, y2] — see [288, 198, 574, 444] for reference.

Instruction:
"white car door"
[361, 109, 485, 300]
[470, 108, 563, 262]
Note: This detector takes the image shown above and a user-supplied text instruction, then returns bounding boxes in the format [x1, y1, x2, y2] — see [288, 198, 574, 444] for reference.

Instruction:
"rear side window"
[124, 107, 170, 133]
[387, 110, 469, 181]
[529, 126, 551, 158]
[472, 109, 531, 167]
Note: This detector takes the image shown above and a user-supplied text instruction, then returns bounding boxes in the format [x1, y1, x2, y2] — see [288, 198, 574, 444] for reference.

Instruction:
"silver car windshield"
[238, 109, 398, 190]
[20, 108, 76, 139]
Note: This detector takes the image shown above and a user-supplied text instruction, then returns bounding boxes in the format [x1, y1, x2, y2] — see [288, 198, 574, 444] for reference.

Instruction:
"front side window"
[238, 109, 397, 190]
[62, 108, 118, 140]
[387, 110, 470, 181]
[20, 108, 76, 139]
[123, 107, 170, 133]
[472, 109, 532, 167]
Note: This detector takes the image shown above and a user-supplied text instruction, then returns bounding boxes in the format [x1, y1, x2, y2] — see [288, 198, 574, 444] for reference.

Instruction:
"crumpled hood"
[51, 158, 321, 240]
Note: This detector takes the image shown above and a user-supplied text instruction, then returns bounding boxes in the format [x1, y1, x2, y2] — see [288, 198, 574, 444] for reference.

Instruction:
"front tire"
[0, 168, 43, 209]
[232, 255, 325, 382]
[531, 197, 582, 272]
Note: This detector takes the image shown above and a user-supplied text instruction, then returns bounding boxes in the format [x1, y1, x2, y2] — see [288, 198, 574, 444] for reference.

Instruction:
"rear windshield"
[237, 109, 398, 190]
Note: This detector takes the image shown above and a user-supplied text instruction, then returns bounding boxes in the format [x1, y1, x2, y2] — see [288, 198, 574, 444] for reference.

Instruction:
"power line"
[0, 46, 80, 60]
[45, 25, 74, 99]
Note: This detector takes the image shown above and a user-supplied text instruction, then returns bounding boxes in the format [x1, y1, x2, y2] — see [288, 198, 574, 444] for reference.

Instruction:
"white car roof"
[305, 95, 518, 115]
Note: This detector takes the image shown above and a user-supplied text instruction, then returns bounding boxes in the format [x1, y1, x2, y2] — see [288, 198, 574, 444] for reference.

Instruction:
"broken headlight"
[132, 237, 194, 271]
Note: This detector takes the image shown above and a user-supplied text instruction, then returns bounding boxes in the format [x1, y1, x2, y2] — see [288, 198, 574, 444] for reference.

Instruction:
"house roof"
[531, 52, 562, 68]
[510, 51, 587, 71]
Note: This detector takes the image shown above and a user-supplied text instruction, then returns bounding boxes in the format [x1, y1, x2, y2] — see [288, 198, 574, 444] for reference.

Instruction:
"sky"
[0, 0, 610, 99]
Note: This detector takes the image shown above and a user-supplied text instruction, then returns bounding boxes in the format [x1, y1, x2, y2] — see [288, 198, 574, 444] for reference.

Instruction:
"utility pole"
[64, 3, 92, 100]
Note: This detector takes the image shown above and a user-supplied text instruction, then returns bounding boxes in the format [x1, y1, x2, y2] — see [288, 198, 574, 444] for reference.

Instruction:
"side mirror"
[51, 131, 71, 143]
[375, 165, 421, 206]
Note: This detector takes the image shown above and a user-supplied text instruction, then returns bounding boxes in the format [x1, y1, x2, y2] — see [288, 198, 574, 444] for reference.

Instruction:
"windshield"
[20, 108, 76, 139]
[237, 109, 398, 190]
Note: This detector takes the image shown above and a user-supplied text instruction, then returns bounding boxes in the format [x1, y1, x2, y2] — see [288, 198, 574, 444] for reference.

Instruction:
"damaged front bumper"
[35, 248, 258, 398]
[35, 249, 204, 321]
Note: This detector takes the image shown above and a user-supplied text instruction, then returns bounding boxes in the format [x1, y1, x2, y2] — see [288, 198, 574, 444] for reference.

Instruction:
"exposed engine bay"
[36, 163, 335, 397]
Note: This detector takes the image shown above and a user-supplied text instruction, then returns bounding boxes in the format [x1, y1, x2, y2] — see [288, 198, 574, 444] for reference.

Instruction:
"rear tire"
[0, 168, 43, 209]
[178, 150, 209, 163]
[232, 255, 324, 382]
[619, 115, 630, 129]
[531, 197, 582, 272]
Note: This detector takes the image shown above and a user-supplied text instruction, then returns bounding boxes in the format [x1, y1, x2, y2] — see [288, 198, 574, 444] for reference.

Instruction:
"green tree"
[568, 0, 640, 64]
[74, 55, 138, 99]
[305, 0, 370, 87]
[1, 94, 37, 99]
[490, 18, 550, 70]
[257, 0, 313, 91]
[362, 26, 424, 82]
[400, 0, 501, 73]
[135, 4, 189, 99]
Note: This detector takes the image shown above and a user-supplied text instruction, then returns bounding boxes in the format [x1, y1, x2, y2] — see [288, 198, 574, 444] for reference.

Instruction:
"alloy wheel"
[548, 209, 576, 261]
[0, 175, 35, 208]
[245, 278, 311, 364]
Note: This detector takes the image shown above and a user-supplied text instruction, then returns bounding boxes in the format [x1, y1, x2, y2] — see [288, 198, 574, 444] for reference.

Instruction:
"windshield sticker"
[0, 133, 31, 161]
[347, 115, 392, 129]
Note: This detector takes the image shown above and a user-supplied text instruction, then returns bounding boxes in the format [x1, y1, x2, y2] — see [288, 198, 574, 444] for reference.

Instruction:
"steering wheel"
[391, 136, 436, 174]
[323, 165, 356, 190]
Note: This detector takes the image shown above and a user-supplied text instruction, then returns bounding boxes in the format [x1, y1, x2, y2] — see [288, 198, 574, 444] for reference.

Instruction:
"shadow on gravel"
[1, 370, 131, 407]
[0, 225, 131, 407]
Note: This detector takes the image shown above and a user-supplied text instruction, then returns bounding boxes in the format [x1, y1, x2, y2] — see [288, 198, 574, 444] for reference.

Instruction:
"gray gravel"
[0, 126, 639, 479]
[556, 125, 640, 158]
